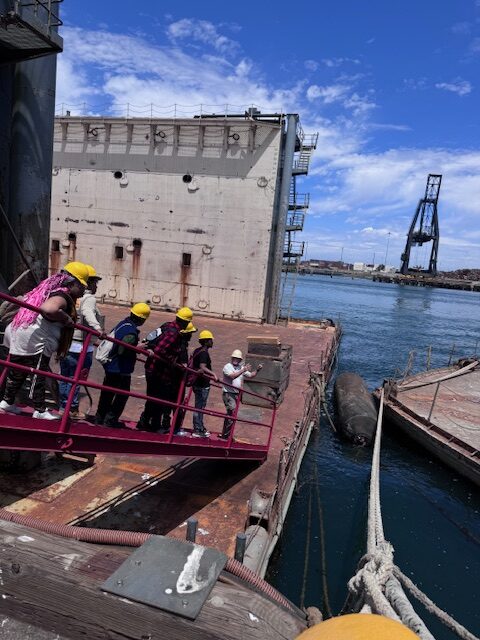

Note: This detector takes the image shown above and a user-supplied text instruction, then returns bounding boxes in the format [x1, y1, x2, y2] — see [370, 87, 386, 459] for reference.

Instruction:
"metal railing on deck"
[14, 0, 63, 29]
[0, 291, 276, 457]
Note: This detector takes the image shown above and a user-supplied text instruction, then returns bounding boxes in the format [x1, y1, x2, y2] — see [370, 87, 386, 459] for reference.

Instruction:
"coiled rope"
[346, 387, 479, 640]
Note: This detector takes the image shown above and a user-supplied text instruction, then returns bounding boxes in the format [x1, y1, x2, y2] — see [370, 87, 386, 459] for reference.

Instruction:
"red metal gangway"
[0, 292, 277, 462]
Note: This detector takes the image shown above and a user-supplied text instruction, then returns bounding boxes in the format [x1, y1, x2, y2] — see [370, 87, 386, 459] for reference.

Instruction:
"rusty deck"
[380, 361, 480, 486]
[0, 306, 339, 574]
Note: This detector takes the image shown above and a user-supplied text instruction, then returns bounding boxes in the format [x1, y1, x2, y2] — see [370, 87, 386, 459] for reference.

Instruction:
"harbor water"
[268, 275, 480, 639]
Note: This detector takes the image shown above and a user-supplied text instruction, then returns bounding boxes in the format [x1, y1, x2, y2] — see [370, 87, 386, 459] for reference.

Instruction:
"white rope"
[394, 568, 480, 640]
[345, 384, 479, 640]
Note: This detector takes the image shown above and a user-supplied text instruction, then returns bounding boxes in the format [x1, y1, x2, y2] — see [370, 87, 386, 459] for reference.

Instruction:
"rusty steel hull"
[0, 305, 340, 574]
[378, 364, 480, 487]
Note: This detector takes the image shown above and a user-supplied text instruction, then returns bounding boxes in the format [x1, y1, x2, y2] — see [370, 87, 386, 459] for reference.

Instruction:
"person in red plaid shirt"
[137, 307, 193, 434]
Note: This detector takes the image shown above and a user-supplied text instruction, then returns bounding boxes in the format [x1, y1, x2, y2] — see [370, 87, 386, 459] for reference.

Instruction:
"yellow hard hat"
[176, 306, 193, 322]
[295, 614, 418, 640]
[199, 330, 214, 341]
[63, 262, 89, 286]
[231, 349, 243, 359]
[85, 264, 102, 280]
[181, 322, 197, 334]
[130, 302, 151, 319]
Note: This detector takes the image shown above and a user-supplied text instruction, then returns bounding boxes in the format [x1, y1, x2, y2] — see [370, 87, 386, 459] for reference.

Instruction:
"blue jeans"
[193, 386, 210, 432]
[59, 351, 93, 409]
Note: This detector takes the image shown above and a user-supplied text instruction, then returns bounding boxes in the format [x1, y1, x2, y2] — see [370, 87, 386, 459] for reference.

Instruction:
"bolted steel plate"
[101, 536, 227, 620]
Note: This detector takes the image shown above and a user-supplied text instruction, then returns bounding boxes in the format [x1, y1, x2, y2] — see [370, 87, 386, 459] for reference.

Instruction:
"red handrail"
[0, 291, 275, 404]
[0, 291, 277, 453]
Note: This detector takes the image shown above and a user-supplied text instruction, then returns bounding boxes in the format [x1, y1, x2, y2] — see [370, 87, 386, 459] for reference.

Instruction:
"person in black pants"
[95, 303, 150, 427]
[191, 330, 217, 437]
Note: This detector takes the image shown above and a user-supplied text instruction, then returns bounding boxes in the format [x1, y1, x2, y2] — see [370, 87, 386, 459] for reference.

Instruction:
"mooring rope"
[300, 484, 313, 610]
[346, 386, 479, 640]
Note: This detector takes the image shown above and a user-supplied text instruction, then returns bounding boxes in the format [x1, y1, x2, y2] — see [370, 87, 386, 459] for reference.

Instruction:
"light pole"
[384, 232, 391, 269]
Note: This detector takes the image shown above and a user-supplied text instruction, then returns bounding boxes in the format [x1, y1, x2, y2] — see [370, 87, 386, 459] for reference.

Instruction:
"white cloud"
[304, 59, 319, 71]
[57, 27, 302, 115]
[166, 18, 240, 55]
[451, 22, 471, 35]
[343, 92, 376, 115]
[322, 57, 361, 68]
[53, 25, 480, 268]
[306, 83, 350, 103]
[469, 37, 480, 53]
[402, 77, 428, 91]
[435, 79, 472, 96]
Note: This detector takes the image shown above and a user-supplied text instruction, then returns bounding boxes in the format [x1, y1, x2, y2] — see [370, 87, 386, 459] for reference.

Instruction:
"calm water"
[267, 275, 480, 639]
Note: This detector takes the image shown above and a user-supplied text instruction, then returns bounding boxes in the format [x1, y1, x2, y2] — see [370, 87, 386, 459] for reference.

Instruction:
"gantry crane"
[400, 174, 441, 276]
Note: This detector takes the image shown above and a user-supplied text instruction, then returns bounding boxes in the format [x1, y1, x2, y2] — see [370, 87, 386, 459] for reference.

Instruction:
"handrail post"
[427, 381, 441, 423]
[168, 368, 188, 442]
[266, 401, 277, 450]
[58, 333, 92, 434]
[0, 354, 10, 390]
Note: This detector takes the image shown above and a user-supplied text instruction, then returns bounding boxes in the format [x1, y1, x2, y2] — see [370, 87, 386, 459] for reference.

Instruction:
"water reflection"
[268, 275, 480, 639]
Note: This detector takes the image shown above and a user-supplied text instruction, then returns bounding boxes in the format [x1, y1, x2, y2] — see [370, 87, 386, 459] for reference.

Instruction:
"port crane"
[400, 174, 441, 276]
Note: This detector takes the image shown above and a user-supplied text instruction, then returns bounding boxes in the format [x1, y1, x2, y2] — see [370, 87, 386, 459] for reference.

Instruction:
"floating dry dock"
[0, 305, 339, 579]
[378, 359, 480, 486]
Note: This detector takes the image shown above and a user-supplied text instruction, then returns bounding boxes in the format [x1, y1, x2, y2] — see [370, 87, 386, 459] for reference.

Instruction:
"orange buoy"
[296, 614, 418, 640]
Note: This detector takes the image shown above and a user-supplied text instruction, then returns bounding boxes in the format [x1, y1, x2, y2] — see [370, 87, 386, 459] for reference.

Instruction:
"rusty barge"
[0, 298, 340, 638]
[377, 359, 480, 487]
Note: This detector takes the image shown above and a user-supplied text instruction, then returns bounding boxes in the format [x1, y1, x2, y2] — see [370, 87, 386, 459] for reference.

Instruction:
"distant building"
[353, 262, 366, 272]
[50, 113, 317, 322]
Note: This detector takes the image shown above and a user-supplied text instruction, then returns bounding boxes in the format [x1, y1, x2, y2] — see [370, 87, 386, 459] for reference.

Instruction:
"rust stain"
[50, 249, 60, 274]
[180, 264, 190, 307]
[132, 243, 141, 281]
[185, 228, 206, 234]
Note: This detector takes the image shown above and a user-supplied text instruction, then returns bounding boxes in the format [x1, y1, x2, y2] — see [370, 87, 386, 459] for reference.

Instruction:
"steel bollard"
[234, 532, 247, 563]
[186, 517, 198, 543]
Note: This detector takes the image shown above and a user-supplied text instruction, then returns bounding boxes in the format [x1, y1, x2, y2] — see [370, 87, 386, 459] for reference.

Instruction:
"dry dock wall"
[50, 117, 284, 321]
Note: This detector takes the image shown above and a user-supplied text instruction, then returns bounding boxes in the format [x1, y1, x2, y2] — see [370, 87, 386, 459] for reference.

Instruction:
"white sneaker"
[0, 400, 22, 415]
[32, 410, 60, 420]
[175, 429, 188, 436]
[192, 430, 210, 438]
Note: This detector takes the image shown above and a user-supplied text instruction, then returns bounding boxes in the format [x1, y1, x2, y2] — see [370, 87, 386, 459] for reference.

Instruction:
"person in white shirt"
[220, 349, 262, 440]
[59, 265, 103, 419]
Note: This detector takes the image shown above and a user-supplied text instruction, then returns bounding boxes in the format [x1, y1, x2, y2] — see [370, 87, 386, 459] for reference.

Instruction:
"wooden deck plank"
[0, 520, 306, 640]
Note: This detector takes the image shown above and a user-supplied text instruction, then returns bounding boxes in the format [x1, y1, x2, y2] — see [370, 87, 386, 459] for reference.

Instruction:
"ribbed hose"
[0, 507, 296, 613]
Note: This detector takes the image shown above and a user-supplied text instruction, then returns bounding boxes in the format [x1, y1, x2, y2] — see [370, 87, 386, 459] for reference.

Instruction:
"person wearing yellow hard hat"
[59, 264, 104, 420]
[0, 262, 89, 420]
[95, 302, 150, 428]
[220, 348, 263, 439]
[137, 306, 193, 434]
[295, 613, 418, 640]
[190, 329, 217, 438]
[169, 321, 198, 432]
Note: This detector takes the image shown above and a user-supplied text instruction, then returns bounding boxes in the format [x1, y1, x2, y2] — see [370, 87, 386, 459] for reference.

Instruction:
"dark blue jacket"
[104, 318, 139, 375]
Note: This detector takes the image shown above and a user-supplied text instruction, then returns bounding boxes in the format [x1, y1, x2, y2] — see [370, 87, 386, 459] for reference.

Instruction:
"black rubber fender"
[334, 372, 378, 445]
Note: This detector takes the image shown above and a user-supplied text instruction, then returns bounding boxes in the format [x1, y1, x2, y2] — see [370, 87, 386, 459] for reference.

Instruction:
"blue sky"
[56, 1, 480, 270]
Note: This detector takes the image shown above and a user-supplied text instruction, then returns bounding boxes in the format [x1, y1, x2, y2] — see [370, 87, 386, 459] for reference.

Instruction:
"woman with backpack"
[0, 262, 90, 420]
[94, 303, 150, 428]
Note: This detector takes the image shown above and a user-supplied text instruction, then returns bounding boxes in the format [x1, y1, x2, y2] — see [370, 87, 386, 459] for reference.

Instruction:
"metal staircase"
[292, 127, 318, 176]
[0, 0, 63, 62]
[278, 121, 318, 322]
